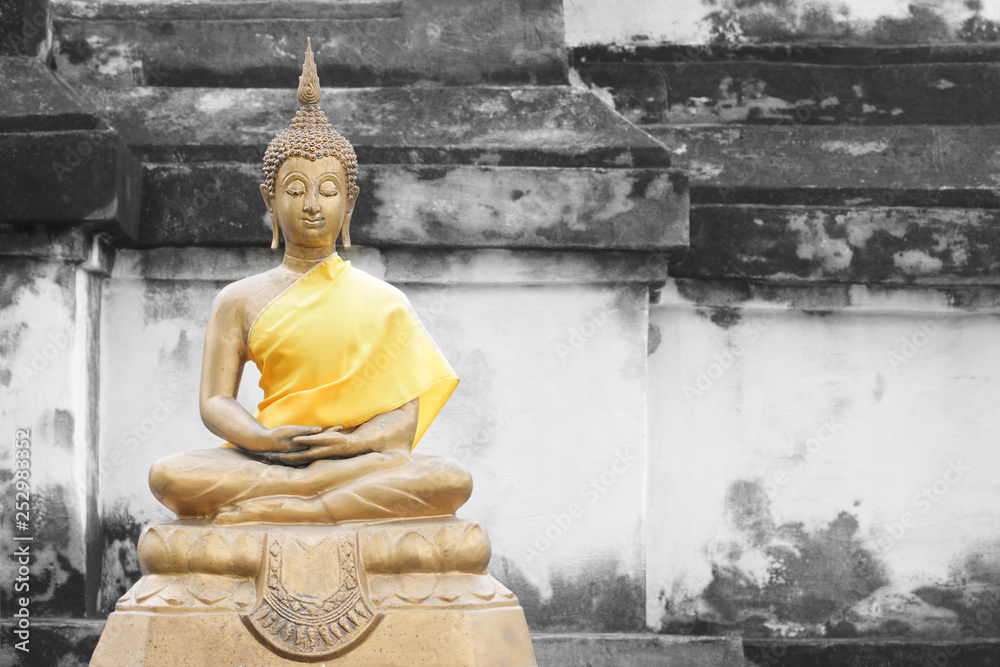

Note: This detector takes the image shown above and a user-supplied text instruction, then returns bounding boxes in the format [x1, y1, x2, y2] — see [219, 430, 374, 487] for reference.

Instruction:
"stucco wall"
[648, 280, 1000, 636]
[0, 257, 93, 617]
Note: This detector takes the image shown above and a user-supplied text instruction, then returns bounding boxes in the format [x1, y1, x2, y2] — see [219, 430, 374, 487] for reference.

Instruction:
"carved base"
[90, 519, 536, 666]
[91, 606, 536, 666]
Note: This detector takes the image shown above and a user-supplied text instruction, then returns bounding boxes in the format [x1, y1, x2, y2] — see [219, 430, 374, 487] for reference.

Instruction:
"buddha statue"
[146, 41, 471, 526]
[90, 42, 536, 666]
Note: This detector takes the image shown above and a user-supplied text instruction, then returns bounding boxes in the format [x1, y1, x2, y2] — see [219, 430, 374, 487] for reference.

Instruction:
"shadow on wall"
[703, 0, 998, 44]
[493, 558, 645, 633]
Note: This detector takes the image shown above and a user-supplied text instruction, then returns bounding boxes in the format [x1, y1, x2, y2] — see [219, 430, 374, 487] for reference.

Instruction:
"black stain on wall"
[5, 484, 87, 616]
[914, 548, 1000, 637]
[648, 322, 662, 355]
[493, 557, 645, 632]
[663, 479, 888, 638]
[97, 504, 144, 615]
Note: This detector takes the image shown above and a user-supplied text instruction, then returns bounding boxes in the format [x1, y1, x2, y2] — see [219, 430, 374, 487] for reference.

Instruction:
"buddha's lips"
[300, 218, 324, 227]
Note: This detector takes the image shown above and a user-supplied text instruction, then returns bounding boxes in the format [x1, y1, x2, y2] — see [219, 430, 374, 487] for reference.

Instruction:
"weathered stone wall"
[649, 283, 1000, 637]
[569, 0, 1000, 644]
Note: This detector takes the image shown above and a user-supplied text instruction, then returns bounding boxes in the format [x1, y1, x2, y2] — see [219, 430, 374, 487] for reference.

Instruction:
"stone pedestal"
[90, 518, 536, 666]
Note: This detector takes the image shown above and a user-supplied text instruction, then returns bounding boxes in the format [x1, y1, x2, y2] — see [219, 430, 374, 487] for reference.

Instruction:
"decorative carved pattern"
[117, 573, 256, 613]
[368, 572, 518, 609]
[360, 521, 492, 574]
[242, 533, 382, 660]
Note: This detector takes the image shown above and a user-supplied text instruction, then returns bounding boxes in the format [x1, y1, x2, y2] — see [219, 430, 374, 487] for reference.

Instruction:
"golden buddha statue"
[147, 40, 470, 526]
[90, 42, 536, 666]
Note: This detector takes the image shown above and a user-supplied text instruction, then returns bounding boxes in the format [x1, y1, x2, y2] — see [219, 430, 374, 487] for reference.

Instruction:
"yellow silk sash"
[246, 255, 458, 449]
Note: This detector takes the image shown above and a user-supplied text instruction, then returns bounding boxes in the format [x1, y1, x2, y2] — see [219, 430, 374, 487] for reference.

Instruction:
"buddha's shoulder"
[211, 269, 288, 319]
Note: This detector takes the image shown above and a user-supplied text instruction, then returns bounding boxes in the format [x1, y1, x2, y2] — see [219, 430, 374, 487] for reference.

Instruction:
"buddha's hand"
[236, 424, 331, 457]
[264, 427, 366, 465]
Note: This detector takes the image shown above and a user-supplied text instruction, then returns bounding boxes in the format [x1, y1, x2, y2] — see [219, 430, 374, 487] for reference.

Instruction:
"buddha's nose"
[303, 188, 320, 214]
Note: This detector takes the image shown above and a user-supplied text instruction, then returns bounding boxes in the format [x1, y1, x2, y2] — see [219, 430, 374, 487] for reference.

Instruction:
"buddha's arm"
[265, 399, 419, 465]
[199, 287, 322, 453]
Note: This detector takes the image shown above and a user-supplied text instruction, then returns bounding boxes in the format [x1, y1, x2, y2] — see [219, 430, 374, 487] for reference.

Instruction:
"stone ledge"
[650, 125, 1000, 207]
[0, 129, 141, 239]
[95, 86, 670, 169]
[53, 0, 403, 20]
[571, 43, 1000, 66]
[532, 632, 747, 667]
[111, 247, 673, 286]
[574, 60, 1000, 126]
[672, 205, 1000, 287]
[0, 57, 102, 132]
[2, 57, 142, 241]
[51, 1, 567, 88]
[139, 162, 688, 251]
[743, 638, 1000, 667]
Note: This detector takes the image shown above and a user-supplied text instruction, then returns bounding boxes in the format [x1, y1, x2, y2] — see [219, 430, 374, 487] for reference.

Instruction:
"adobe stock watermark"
[682, 308, 778, 401]
[551, 306, 610, 361]
[12, 323, 76, 382]
[763, 417, 844, 499]
[886, 312, 950, 372]
[872, 459, 968, 554]
[520, 448, 637, 570]
[100, 397, 177, 477]
[352, 285, 460, 394]
[452, 407, 509, 461]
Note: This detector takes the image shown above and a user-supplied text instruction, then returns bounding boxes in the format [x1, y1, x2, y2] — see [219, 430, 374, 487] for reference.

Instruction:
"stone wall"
[569, 0, 1000, 646]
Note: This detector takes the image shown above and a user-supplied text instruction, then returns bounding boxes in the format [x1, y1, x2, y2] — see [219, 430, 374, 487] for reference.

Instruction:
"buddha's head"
[260, 40, 360, 251]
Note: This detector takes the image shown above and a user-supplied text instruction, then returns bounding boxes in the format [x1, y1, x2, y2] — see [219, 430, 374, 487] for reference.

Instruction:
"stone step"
[87, 85, 686, 250]
[54, 0, 402, 20]
[0, 56, 140, 238]
[0, 57, 101, 132]
[572, 43, 1000, 67]
[649, 124, 1000, 208]
[8, 620, 1000, 667]
[575, 60, 1000, 126]
[533, 633, 747, 667]
[95, 86, 672, 169]
[50, 0, 567, 88]
[743, 638, 1000, 667]
[674, 205, 1000, 286]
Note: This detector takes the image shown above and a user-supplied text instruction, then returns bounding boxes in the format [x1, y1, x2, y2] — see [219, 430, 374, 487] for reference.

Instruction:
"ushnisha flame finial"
[261, 40, 359, 201]
[297, 38, 321, 105]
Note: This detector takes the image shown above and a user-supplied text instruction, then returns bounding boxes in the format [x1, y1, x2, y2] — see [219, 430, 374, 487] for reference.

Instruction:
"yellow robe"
[245, 254, 458, 449]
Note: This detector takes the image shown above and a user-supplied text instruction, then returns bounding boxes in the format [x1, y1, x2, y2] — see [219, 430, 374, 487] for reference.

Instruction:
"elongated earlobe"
[340, 219, 351, 249]
[260, 183, 280, 251]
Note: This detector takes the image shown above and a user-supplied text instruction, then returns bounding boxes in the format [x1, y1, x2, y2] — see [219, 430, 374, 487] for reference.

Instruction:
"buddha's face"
[260, 156, 356, 251]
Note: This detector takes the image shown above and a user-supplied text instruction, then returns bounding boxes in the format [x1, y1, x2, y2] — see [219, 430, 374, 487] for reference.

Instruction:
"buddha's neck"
[282, 249, 337, 275]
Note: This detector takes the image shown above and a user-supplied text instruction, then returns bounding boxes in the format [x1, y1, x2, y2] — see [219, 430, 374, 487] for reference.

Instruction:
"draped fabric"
[244, 254, 457, 449]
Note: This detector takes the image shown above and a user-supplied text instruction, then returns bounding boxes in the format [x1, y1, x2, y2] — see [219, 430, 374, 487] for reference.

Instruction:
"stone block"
[532, 633, 746, 666]
[673, 205, 1000, 286]
[51, 0, 567, 87]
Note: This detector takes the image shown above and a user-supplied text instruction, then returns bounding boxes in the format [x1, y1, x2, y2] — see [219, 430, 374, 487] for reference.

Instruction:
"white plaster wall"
[646, 280, 1000, 631]
[98, 249, 650, 607]
[564, 0, 1000, 46]
[0, 259, 88, 610]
